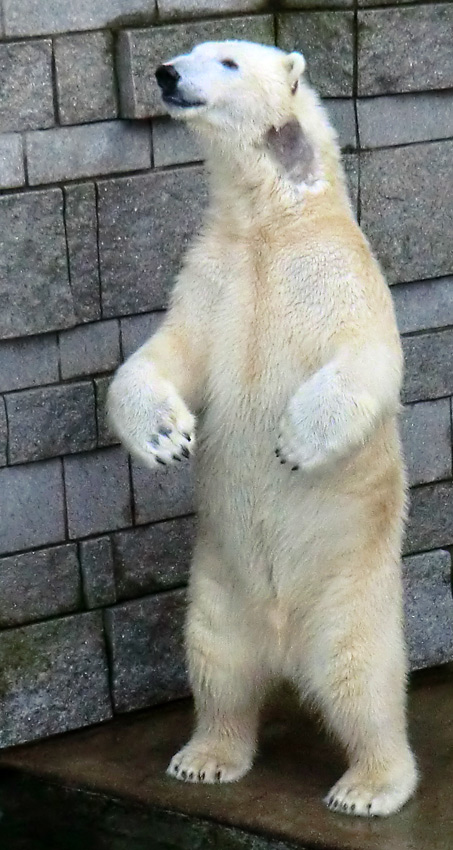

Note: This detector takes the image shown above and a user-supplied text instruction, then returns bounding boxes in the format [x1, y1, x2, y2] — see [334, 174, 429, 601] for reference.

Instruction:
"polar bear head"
[155, 40, 342, 195]
[155, 40, 309, 145]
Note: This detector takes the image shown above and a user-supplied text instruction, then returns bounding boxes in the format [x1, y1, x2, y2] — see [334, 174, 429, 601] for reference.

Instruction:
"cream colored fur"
[108, 41, 417, 816]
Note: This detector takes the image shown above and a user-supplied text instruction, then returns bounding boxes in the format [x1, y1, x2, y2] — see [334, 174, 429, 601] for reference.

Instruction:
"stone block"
[79, 537, 116, 609]
[117, 16, 274, 118]
[392, 277, 453, 335]
[59, 320, 121, 380]
[358, 6, 453, 96]
[64, 184, 101, 324]
[26, 121, 151, 186]
[158, 0, 269, 20]
[0, 40, 53, 132]
[0, 397, 6, 467]
[0, 460, 65, 556]
[277, 12, 354, 97]
[402, 330, 453, 404]
[120, 311, 162, 359]
[0, 190, 75, 340]
[152, 118, 202, 168]
[359, 0, 421, 4]
[324, 99, 356, 151]
[358, 92, 453, 150]
[94, 376, 120, 448]
[343, 153, 358, 216]
[401, 400, 451, 488]
[0, 334, 59, 394]
[55, 32, 117, 125]
[404, 482, 453, 556]
[403, 550, 453, 670]
[64, 447, 132, 539]
[0, 612, 112, 748]
[3, 0, 155, 37]
[112, 516, 195, 600]
[0, 545, 82, 629]
[98, 167, 208, 317]
[360, 142, 453, 284]
[0, 133, 25, 189]
[283, 0, 351, 6]
[6, 382, 97, 465]
[132, 457, 195, 525]
[104, 589, 188, 712]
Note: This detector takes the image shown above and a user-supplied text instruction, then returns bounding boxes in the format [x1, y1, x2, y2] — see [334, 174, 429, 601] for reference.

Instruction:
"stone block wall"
[0, 0, 452, 747]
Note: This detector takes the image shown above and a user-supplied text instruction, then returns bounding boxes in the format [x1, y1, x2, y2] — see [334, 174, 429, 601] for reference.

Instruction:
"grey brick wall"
[0, 0, 452, 748]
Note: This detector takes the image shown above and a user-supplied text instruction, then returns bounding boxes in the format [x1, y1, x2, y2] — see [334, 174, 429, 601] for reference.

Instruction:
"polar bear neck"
[194, 90, 353, 232]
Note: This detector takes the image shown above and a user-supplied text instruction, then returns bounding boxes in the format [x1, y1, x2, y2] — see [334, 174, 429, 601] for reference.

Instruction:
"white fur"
[108, 41, 417, 816]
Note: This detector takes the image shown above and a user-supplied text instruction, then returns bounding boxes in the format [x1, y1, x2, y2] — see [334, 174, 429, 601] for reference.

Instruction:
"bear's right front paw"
[107, 360, 195, 469]
[145, 415, 194, 467]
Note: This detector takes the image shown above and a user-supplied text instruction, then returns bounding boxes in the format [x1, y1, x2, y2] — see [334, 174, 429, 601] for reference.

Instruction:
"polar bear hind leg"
[167, 545, 266, 784]
[296, 548, 417, 816]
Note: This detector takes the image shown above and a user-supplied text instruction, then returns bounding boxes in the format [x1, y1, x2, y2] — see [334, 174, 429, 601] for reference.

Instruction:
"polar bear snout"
[155, 61, 206, 110]
[155, 64, 180, 98]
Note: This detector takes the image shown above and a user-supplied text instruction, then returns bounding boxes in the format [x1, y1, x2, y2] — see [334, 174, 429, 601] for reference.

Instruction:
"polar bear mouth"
[162, 94, 206, 109]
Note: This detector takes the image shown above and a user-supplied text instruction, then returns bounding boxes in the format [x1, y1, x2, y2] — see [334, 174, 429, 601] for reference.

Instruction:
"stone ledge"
[1, 665, 453, 848]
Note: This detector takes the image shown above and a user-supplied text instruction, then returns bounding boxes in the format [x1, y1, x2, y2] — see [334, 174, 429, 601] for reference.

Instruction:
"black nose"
[155, 64, 180, 96]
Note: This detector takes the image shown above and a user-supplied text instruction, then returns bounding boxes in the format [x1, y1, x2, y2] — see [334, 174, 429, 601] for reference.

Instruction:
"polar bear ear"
[284, 51, 306, 93]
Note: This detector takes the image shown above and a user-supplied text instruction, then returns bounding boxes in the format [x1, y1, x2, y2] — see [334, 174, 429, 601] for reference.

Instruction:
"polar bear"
[108, 40, 417, 816]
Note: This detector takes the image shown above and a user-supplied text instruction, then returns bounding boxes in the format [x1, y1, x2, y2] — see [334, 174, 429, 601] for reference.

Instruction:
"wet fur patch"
[266, 119, 318, 186]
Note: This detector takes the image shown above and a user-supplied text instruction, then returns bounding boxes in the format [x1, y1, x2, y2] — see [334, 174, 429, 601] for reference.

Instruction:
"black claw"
[275, 448, 280, 456]
[173, 454, 182, 462]
[367, 803, 372, 813]
[181, 446, 190, 459]
[180, 770, 186, 779]
[149, 433, 160, 447]
[182, 432, 191, 442]
[280, 458, 286, 464]
[158, 426, 172, 437]
[291, 465, 299, 471]
[350, 804, 356, 812]
[216, 770, 222, 781]
[200, 772, 205, 781]
[342, 803, 348, 811]
[156, 457, 166, 466]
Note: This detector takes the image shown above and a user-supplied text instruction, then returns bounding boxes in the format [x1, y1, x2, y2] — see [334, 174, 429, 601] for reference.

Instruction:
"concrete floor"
[0, 664, 452, 849]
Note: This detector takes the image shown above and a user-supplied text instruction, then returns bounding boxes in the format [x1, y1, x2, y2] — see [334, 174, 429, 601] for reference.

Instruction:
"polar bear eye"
[221, 59, 239, 70]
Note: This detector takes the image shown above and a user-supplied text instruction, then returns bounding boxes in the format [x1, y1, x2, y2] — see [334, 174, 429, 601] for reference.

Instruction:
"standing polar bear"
[108, 40, 417, 816]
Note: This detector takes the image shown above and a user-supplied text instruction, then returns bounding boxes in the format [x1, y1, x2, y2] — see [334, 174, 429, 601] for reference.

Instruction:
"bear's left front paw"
[276, 410, 331, 472]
